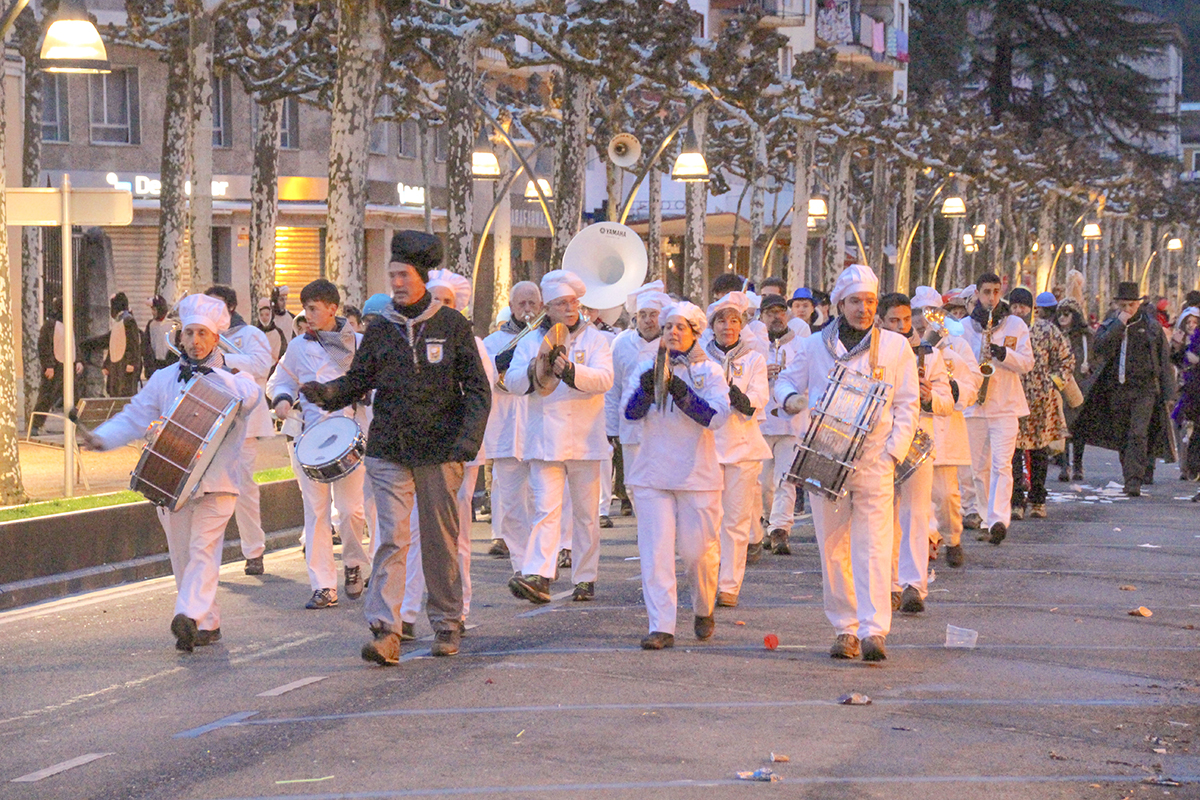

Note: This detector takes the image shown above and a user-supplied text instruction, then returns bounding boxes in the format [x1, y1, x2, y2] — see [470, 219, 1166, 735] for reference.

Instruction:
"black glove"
[448, 445, 477, 463]
[300, 381, 335, 408]
[560, 360, 576, 388]
[729, 384, 755, 416]
[639, 368, 655, 393]
[950, 379, 960, 403]
[667, 374, 688, 401]
[494, 349, 515, 374]
[607, 435, 620, 447]
[990, 343, 1007, 361]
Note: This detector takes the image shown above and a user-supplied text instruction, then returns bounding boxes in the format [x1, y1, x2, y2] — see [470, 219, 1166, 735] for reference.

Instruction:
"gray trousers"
[362, 457, 464, 634]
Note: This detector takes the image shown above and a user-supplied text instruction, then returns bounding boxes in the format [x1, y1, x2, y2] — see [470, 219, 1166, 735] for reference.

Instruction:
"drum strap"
[868, 327, 880, 373]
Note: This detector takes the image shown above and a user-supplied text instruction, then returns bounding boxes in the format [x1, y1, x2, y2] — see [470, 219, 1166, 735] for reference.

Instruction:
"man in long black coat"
[1073, 282, 1175, 496]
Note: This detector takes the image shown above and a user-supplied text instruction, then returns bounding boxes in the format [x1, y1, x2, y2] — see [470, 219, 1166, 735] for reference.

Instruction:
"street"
[2, 452, 1198, 800]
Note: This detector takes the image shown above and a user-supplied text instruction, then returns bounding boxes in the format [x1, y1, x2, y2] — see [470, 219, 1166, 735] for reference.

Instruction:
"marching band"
[82, 224, 1113, 666]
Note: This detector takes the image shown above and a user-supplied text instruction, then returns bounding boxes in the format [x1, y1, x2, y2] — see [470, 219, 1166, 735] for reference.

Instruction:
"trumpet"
[494, 311, 547, 391]
[976, 309, 995, 404]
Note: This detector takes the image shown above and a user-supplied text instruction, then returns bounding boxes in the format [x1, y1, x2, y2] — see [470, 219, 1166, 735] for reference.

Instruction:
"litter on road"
[837, 693, 872, 705]
[736, 768, 781, 782]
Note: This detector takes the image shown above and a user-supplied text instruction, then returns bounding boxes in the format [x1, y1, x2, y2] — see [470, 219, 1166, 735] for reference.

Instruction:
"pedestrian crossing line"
[256, 676, 327, 697]
[10, 752, 113, 783]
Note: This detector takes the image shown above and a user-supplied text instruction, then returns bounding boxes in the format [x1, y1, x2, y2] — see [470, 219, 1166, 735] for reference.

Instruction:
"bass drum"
[295, 416, 365, 483]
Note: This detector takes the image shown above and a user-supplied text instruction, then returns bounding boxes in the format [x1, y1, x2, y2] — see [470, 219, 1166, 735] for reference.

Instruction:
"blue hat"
[362, 293, 392, 317]
[791, 287, 813, 301]
[1035, 291, 1058, 308]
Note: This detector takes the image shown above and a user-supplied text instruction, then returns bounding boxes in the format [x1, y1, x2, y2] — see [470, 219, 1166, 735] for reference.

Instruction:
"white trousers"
[599, 446, 614, 517]
[718, 461, 761, 596]
[490, 457, 531, 574]
[290, 444, 370, 590]
[159, 492, 236, 631]
[958, 465, 977, 518]
[931, 465, 964, 547]
[401, 464, 477, 624]
[234, 437, 265, 559]
[892, 459, 933, 597]
[526, 460, 602, 583]
[811, 472, 894, 639]
[631, 486, 720, 636]
[760, 434, 798, 535]
[966, 416, 1018, 529]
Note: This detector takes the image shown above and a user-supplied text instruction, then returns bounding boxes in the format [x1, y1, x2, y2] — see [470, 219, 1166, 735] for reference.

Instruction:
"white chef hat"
[178, 293, 230, 334]
[744, 290, 763, 311]
[426, 268, 472, 311]
[541, 269, 587, 303]
[625, 280, 667, 314]
[659, 300, 707, 335]
[830, 264, 879, 308]
[707, 290, 750, 324]
[910, 285, 943, 310]
[962, 284, 977, 300]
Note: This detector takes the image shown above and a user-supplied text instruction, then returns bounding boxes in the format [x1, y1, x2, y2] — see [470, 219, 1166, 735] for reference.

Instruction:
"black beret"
[760, 293, 788, 311]
[390, 230, 443, 281]
[1008, 287, 1033, 307]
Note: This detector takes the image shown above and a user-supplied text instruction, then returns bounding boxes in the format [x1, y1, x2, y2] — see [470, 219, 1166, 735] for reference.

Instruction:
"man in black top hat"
[1074, 282, 1175, 496]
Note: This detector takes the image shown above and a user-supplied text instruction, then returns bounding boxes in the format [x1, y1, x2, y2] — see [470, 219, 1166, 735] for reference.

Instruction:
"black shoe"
[331, 530, 342, 545]
[1011, 504, 1025, 521]
[830, 633, 860, 659]
[171, 613, 198, 652]
[945, 544, 965, 568]
[361, 631, 401, 666]
[694, 614, 715, 641]
[900, 585, 924, 613]
[509, 574, 551, 604]
[557, 549, 572, 570]
[861, 634, 887, 662]
[305, 588, 338, 609]
[1072, 468, 1084, 481]
[988, 522, 1007, 545]
[195, 628, 222, 647]
[890, 590, 902, 611]
[244, 556, 264, 575]
[571, 581, 595, 601]
[400, 621, 416, 641]
[487, 538, 510, 558]
[620, 499, 633, 516]
[641, 631, 675, 650]
[344, 566, 364, 600]
[745, 541, 763, 565]
[431, 627, 461, 657]
[599, 515, 613, 529]
[1125, 482, 1142, 497]
[962, 513, 983, 530]
[1057, 470, 1071, 482]
[768, 528, 790, 555]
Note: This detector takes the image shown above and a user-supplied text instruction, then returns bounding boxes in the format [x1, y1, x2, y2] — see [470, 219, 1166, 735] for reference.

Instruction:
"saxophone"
[976, 309, 996, 405]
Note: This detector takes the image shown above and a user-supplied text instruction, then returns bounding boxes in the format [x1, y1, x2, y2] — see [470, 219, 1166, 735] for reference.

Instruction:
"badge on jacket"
[573, 349, 585, 363]
[426, 339, 445, 364]
[694, 375, 705, 389]
[732, 363, 743, 377]
[1004, 336, 1016, 347]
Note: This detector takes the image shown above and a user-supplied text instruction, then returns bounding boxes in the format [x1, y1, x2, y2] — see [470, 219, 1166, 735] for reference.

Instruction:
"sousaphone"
[562, 222, 648, 312]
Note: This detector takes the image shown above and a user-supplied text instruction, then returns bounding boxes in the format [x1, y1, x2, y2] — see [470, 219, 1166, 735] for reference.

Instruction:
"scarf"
[705, 335, 749, 374]
[970, 299, 1010, 329]
[227, 312, 246, 333]
[500, 318, 524, 336]
[823, 316, 874, 363]
[381, 292, 440, 366]
[305, 317, 358, 373]
[179, 347, 225, 383]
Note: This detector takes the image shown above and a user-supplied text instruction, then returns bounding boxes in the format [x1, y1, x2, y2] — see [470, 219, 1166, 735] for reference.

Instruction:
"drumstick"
[68, 408, 98, 449]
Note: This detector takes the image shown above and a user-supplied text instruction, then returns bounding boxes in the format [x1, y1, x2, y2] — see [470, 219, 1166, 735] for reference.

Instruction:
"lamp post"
[894, 176, 954, 293]
[758, 192, 867, 278]
[615, 98, 712, 225]
[1139, 232, 1183, 297]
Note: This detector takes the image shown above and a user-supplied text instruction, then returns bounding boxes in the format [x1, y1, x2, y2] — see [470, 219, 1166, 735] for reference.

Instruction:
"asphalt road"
[2, 451, 1199, 800]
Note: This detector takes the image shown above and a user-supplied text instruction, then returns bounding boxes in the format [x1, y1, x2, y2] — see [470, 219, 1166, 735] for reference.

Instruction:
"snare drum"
[894, 428, 934, 486]
[295, 416, 365, 483]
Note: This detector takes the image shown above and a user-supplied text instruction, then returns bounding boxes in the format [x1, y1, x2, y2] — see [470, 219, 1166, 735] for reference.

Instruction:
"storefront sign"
[397, 182, 425, 206]
[106, 172, 230, 198]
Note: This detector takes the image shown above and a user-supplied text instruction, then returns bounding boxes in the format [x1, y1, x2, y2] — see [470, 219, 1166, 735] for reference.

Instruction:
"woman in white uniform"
[704, 291, 771, 608]
[622, 301, 730, 650]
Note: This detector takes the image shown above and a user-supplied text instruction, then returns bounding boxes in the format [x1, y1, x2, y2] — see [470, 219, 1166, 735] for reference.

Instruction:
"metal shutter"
[274, 227, 323, 315]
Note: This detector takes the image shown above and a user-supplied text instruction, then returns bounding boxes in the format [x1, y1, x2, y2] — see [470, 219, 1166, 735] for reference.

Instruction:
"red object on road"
[764, 634, 779, 650]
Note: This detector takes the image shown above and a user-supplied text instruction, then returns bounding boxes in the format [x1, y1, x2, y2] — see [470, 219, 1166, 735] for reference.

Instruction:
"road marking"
[0, 666, 186, 727]
[257, 676, 327, 697]
[400, 648, 432, 663]
[10, 752, 113, 783]
[229, 633, 334, 665]
[174, 711, 259, 739]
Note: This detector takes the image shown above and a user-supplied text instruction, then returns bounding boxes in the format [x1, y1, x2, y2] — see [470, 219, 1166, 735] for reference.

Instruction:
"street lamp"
[1081, 222, 1102, 240]
[470, 132, 501, 180]
[963, 232, 975, 248]
[524, 178, 553, 200]
[1167, 237, 1183, 252]
[973, 223, 987, 239]
[670, 123, 709, 183]
[40, 0, 110, 73]
[808, 196, 828, 219]
[940, 196, 966, 218]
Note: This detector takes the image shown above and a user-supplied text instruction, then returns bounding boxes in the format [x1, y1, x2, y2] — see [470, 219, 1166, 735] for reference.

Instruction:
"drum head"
[296, 416, 360, 466]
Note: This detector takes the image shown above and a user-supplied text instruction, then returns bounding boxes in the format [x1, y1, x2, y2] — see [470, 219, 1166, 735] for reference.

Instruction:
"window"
[89, 68, 139, 144]
[434, 125, 448, 162]
[42, 73, 69, 143]
[279, 96, 300, 150]
[370, 95, 391, 155]
[212, 72, 233, 147]
[779, 45, 793, 78]
[398, 119, 419, 158]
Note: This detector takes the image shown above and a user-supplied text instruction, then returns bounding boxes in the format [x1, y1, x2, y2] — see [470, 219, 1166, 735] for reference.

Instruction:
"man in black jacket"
[301, 231, 490, 665]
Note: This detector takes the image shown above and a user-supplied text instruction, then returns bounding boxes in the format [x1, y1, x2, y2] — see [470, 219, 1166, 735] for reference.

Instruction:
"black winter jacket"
[317, 294, 491, 467]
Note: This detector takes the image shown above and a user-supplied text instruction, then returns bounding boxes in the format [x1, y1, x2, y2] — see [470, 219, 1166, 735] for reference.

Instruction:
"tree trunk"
[869, 152, 889, 284]
[788, 123, 813, 292]
[325, 0, 383, 305]
[683, 107, 708, 302]
[444, 37, 477, 278]
[748, 125, 766, 284]
[0, 66, 28, 504]
[188, 10, 214, 290]
[823, 143, 851, 289]
[19, 14, 41, 423]
[419, 117, 433, 234]
[1034, 195, 1053, 292]
[647, 165, 662, 283]
[249, 96, 280, 310]
[491, 145, 513, 322]
[986, 196, 1001, 283]
[895, 166, 915, 293]
[551, 69, 589, 269]
[606, 159, 621, 222]
[157, 40, 192, 304]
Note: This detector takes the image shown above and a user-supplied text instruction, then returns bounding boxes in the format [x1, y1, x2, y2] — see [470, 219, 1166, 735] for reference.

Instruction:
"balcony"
[815, 1, 908, 71]
[710, 0, 807, 28]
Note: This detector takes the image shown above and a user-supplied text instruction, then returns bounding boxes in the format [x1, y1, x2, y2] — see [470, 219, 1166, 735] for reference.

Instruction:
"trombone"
[163, 320, 245, 358]
[494, 311, 547, 391]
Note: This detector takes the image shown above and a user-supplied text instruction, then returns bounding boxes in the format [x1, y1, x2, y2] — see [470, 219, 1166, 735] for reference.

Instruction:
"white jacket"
[266, 328, 365, 433]
[482, 328, 527, 460]
[911, 341, 954, 456]
[505, 323, 614, 462]
[708, 344, 772, 464]
[622, 354, 730, 492]
[774, 326, 920, 481]
[223, 322, 275, 439]
[605, 328, 662, 444]
[761, 331, 808, 437]
[92, 362, 259, 496]
[470, 335, 496, 467]
[933, 335, 981, 466]
[962, 312, 1032, 419]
